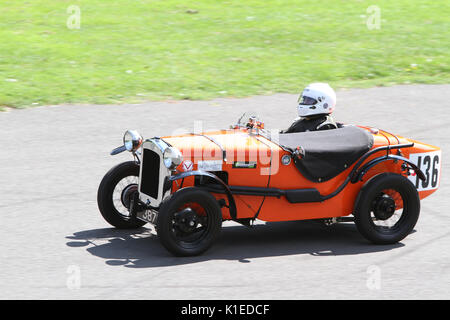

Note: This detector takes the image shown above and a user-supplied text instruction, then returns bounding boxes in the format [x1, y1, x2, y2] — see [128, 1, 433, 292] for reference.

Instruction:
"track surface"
[0, 85, 449, 299]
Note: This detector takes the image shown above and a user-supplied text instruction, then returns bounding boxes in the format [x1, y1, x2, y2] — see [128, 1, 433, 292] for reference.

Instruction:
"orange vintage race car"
[97, 113, 441, 256]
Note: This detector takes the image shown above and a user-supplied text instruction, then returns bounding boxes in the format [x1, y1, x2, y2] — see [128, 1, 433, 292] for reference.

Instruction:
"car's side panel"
[166, 130, 274, 220]
[164, 128, 441, 222]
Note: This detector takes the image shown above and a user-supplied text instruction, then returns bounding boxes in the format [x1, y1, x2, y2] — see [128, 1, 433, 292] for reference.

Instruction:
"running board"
[200, 184, 323, 203]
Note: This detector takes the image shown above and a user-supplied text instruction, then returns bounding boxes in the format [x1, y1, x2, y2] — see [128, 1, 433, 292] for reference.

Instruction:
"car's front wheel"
[97, 161, 147, 229]
[156, 187, 222, 256]
[354, 173, 420, 244]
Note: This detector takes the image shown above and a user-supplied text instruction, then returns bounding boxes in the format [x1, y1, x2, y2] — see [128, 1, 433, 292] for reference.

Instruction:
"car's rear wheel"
[97, 161, 147, 229]
[156, 187, 222, 256]
[354, 173, 420, 244]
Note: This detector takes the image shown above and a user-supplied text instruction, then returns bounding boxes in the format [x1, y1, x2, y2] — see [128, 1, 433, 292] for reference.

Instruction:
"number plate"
[136, 209, 158, 225]
[408, 150, 441, 191]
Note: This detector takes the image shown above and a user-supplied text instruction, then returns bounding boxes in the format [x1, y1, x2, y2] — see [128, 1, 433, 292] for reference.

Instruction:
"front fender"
[167, 170, 237, 220]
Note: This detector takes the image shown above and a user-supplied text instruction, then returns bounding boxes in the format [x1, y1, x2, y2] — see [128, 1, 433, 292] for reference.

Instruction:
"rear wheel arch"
[352, 155, 425, 183]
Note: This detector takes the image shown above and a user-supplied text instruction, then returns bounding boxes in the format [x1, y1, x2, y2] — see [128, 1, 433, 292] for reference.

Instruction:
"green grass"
[0, 0, 449, 108]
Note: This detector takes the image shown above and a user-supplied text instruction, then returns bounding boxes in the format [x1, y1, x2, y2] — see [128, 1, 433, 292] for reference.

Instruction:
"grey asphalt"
[0, 84, 449, 300]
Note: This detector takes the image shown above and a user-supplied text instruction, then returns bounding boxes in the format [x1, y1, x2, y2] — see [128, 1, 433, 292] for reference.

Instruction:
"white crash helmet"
[297, 83, 336, 117]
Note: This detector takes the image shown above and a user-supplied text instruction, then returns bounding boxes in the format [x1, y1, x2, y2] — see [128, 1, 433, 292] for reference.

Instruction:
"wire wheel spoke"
[370, 188, 406, 231]
[112, 175, 139, 217]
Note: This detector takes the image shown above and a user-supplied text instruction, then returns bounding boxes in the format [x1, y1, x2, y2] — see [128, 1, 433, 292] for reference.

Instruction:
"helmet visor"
[298, 95, 317, 105]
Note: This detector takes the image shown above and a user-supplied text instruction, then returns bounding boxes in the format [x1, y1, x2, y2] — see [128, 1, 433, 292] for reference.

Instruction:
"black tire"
[97, 161, 147, 229]
[157, 187, 222, 256]
[354, 173, 420, 244]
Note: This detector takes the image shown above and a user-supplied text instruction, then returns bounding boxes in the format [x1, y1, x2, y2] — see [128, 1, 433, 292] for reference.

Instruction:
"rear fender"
[352, 154, 426, 183]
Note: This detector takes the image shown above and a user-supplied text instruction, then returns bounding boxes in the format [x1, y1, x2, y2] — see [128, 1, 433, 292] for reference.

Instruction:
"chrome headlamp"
[123, 130, 143, 152]
[163, 147, 183, 170]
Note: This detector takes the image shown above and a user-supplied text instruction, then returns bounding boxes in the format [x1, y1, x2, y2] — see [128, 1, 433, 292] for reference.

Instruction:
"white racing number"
[408, 150, 441, 191]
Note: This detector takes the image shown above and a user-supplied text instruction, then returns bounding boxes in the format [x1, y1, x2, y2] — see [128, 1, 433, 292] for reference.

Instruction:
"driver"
[281, 83, 338, 133]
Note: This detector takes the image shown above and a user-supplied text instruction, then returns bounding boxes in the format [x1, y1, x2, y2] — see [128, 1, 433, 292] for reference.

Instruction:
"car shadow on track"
[66, 220, 405, 268]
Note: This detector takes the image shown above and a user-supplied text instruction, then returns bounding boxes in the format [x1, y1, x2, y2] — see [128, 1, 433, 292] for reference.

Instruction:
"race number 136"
[408, 150, 441, 191]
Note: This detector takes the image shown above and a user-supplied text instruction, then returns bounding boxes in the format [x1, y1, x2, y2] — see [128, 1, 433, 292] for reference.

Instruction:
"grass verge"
[0, 0, 448, 108]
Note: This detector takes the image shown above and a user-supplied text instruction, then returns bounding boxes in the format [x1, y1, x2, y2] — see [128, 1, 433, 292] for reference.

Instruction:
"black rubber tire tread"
[97, 161, 147, 229]
[354, 173, 420, 244]
[157, 187, 222, 256]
